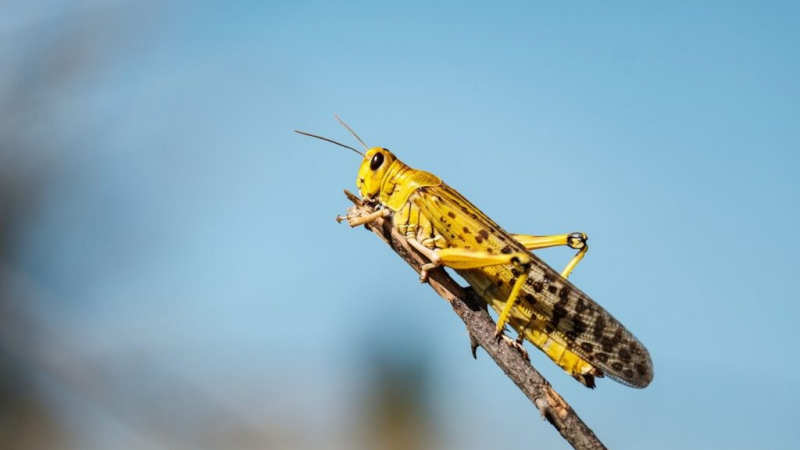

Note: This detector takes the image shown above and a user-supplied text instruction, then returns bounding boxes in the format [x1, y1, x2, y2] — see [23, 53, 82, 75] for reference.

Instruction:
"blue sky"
[2, 1, 798, 449]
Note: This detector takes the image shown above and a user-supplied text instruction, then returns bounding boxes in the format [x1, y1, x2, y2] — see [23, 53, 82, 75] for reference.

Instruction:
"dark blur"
[0, 4, 443, 450]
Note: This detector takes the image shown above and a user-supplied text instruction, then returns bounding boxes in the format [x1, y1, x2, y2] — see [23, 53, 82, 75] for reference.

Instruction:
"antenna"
[334, 115, 369, 151]
[294, 130, 365, 157]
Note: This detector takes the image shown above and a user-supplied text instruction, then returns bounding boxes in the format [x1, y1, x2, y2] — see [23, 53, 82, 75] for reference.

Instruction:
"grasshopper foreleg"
[337, 207, 390, 227]
[512, 232, 588, 279]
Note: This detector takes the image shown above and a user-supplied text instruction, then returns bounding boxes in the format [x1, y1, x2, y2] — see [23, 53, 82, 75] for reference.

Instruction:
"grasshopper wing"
[415, 183, 653, 388]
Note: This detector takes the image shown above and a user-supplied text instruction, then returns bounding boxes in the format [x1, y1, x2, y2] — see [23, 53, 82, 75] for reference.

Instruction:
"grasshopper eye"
[370, 152, 384, 170]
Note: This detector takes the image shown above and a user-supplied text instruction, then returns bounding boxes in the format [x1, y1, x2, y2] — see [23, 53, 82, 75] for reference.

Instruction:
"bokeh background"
[1, 1, 798, 449]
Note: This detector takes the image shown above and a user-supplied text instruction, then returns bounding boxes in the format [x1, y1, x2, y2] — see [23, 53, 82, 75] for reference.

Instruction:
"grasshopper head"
[357, 147, 397, 200]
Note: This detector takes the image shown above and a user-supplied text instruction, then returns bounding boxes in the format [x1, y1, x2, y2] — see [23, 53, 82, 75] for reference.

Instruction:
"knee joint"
[567, 232, 588, 250]
[510, 253, 532, 269]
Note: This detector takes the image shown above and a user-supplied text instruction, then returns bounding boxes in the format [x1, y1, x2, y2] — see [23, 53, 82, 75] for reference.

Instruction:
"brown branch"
[343, 190, 608, 450]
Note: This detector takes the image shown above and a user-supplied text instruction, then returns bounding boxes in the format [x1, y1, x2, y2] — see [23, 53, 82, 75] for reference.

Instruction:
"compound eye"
[370, 152, 384, 171]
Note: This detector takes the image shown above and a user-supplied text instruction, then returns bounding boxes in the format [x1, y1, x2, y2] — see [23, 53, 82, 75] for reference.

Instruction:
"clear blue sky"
[3, 1, 798, 449]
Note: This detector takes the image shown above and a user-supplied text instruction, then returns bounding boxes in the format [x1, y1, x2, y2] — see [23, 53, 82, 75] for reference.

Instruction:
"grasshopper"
[296, 118, 653, 388]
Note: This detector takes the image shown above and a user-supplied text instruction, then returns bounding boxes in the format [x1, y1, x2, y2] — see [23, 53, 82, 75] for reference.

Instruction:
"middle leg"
[406, 236, 532, 337]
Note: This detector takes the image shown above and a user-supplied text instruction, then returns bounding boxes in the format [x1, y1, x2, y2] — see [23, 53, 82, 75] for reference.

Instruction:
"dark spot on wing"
[601, 328, 623, 352]
[618, 348, 632, 363]
[501, 245, 512, 254]
[572, 319, 587, 336]
[552, 304, 568, 323]
[447, 211, 456, 219]
[463, 227, 471, 234]
[548, 297, 569, 333]
[479, 229, 489, 239]
[532, 281, 543, 293]
[611, 362, 623, 371]
[635, 363, 648, 376]
[566, 331, 578, 341]
[548, 285, 558, 294]
[593, 315, 606, 340]
[475, 235, 484, 244]
[595, 353, 609, 363]
[559, 287, 571, 300]
[623, 369, 634, 379]
[580, 342, 594, 353]
[575, 297, 588, 314]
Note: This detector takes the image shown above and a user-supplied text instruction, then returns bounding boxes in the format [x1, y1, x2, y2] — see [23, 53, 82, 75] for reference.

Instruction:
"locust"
[296, 118, 653, 389]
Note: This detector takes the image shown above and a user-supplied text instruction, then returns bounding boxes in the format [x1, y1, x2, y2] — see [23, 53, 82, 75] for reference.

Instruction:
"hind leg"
[512, 232, 588, 279]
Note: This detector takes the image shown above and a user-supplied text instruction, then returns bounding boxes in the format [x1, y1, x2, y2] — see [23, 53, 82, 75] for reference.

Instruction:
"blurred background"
[1, 1, 798, 449]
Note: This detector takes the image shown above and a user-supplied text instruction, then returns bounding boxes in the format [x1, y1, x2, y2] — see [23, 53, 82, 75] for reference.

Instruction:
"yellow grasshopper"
[296, 119, 653, 388]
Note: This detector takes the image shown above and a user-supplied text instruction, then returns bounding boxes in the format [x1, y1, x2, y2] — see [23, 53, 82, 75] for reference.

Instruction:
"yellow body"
[351, 147, 653, 388]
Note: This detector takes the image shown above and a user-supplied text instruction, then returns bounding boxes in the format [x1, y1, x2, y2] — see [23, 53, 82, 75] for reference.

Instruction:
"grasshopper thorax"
[356, 147, 442, 211]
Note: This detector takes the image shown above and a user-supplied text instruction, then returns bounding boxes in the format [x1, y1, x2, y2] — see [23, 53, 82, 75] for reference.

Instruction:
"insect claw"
[419, 262, 438, 283]
[336, 213, 359, 225]
[419, 269, 429, 283]
[496, 333, 530, 362]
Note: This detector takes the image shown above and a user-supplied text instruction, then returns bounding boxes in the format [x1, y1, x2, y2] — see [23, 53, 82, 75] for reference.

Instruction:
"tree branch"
[343, 190, 608, 450]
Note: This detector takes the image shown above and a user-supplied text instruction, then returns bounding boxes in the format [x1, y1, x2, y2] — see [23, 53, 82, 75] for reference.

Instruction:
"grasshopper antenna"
[294, 130, 365, 157]
[334, 114, 369, 151]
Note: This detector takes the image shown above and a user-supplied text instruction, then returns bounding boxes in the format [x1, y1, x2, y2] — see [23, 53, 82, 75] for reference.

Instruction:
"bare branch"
[343, 190, 608, 450]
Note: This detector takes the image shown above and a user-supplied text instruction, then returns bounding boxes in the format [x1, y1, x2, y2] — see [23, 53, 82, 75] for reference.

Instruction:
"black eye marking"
[370, 152, 384, 170]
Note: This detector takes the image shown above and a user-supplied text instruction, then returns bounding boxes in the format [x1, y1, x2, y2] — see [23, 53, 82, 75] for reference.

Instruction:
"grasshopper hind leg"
[512, 232, 588, 279]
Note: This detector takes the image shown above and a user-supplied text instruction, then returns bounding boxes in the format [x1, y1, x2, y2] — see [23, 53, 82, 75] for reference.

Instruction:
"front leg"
[337, 207, 390, 227]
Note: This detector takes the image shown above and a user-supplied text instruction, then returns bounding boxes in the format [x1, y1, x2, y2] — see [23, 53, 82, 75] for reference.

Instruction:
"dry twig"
[343, 190, 608, 450]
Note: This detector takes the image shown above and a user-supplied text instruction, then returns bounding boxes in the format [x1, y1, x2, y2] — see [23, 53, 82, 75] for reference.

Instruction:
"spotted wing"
[414, 183, 654, 388]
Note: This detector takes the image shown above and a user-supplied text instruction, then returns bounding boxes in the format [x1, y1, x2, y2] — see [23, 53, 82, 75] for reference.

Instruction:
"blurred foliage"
[0, 6, 442, 450]
[360, 350, 436, 450]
